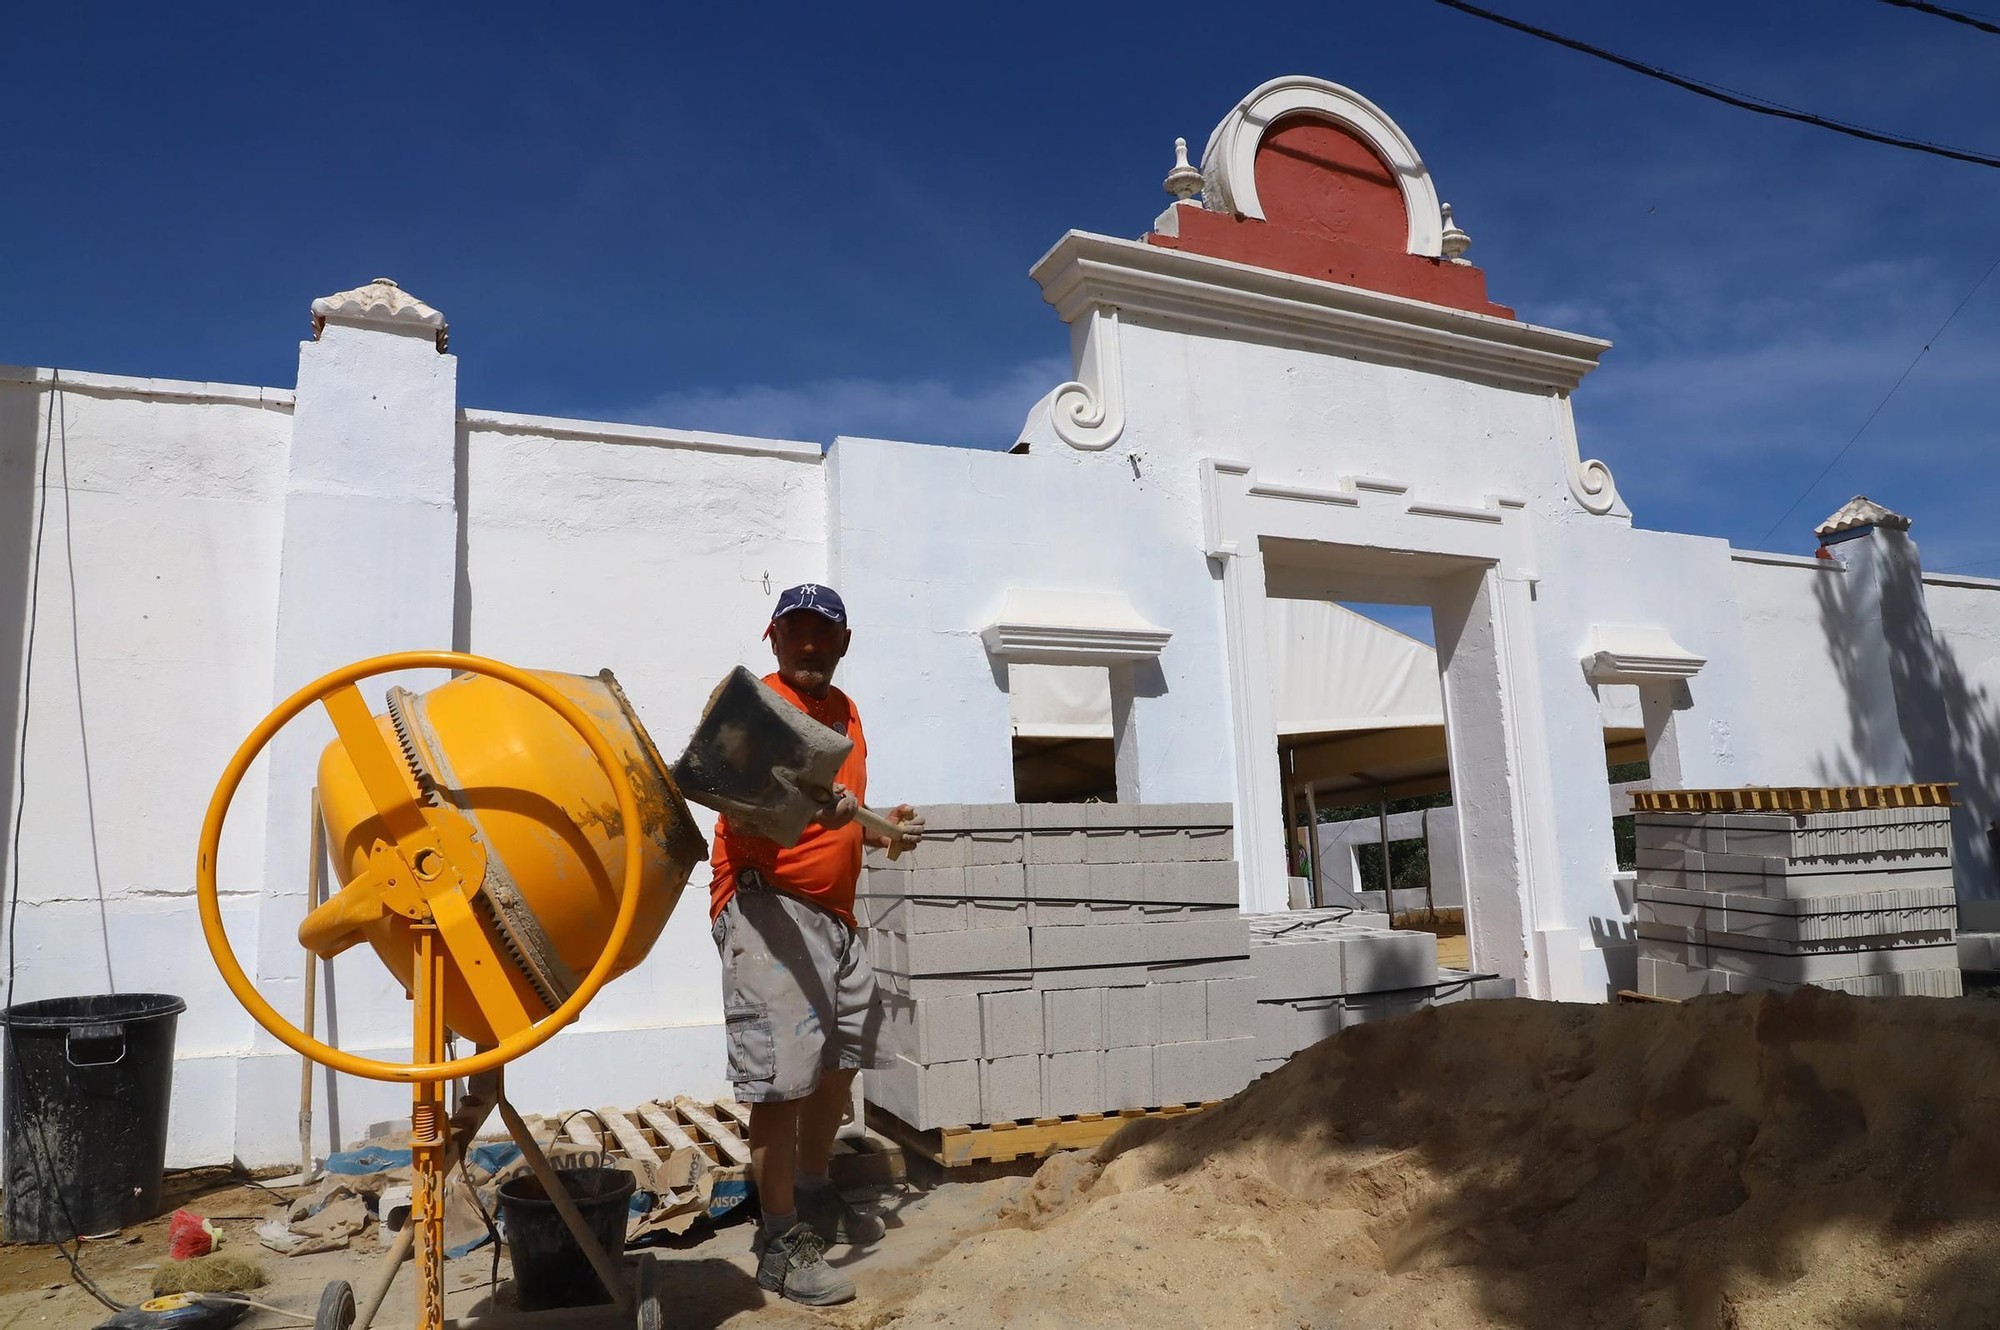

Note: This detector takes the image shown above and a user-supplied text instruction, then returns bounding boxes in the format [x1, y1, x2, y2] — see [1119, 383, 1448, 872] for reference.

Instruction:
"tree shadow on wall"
[1058, 992, 2000, 1329]
[1809, 554, 2000, 901]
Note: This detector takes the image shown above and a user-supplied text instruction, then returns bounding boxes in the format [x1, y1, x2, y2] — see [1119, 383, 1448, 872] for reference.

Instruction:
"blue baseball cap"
[765, 583, 848, 636]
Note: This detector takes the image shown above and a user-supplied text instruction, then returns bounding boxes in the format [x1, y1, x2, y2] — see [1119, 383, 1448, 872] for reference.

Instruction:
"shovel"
[671, 667, 913, 854]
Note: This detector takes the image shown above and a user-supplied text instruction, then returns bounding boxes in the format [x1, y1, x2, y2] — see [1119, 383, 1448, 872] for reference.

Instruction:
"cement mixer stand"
[194, 652, 683, 1330]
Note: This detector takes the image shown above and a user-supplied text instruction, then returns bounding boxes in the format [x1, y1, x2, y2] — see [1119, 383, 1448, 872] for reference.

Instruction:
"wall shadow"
[0, 386, 40, 898]
[1810, 548, 2000, 902]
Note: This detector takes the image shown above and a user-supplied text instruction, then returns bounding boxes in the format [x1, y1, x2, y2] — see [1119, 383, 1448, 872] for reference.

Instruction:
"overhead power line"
[1433, 1, 2000, 169]
[1879, 0, 2000, 36]
[1753, 253, 2000, 548]
[1934, 556, 2000, 572]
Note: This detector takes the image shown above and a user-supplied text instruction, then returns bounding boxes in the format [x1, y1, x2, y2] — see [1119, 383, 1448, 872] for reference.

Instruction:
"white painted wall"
[5, 261, 1995, 1163]
[1924, 575, 2000, 917]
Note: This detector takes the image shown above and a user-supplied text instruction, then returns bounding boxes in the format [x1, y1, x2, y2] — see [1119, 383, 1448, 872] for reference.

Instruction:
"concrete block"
[1156, 981, 1208, 1044]
[1251, 933, 1345, 1001]
[1205, 977, 1258, 1040]
[1470, 977, 1517, 1001]
[1339, 929, 1439, 995]
[885, 970, 1034, 999]
[1182, 825, 1234, 862]
[1637, 956, 1722, 1001]
[1027, 863, 1091, 901]
[1031, 922, 1147, 969]
[1142, 860, 1240, 905]
[1086, 829, 1141, 864]
[1041, 1050, 1104, 1117]
[904, 927, 1031, 976]
[1959, 931, 2000, 972]
[961, 804, 1023, 832]
[980, 988, 1044, 1058]
[1089, 863, 1145, 901]
[1084, 902, 1143, 924]
[1340, 988, 1432, 1029]
[1634, 815, 1724, 856]
[1087, 803, 1144, 829]
[921, 830, 972, 871]
[881, 994, 981, 1065]
[1252, 1000, 1294, 1061]
[1291, 997, 1343, 1048]
[968, 898, 1031, 929]
[970, 830, 1025, 867]
[867, 1055, 980, 1130]
[967, 861, 1028, 899]
[905, 898, 970, 933]
[1255, 1058, 1288, 1078]
[1043, 987, 1107, 1053]
[979, 1055, 1041, 1123]
[909, 865, 969, 897]
[1031, 964, 1153, 991]
[1103, 1045, 1155, 1110]
[1137, 827, 1184, 863]
[1185, 803, 1233, 827]
[1030, 900, 1093, 927]
[1023, 807, 1086, 865]
[1146, 915, 1252, 963]
[1155, 1038, 1255, 1103]
[920, 803, 971, 833]
[1104, 984, 1159, 1048]
[1146, 956, 1253, 982]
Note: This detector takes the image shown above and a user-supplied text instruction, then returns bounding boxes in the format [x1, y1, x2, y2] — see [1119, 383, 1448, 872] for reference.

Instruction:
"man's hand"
[814, 783, 859, 830]
[885, 804, 924, 853]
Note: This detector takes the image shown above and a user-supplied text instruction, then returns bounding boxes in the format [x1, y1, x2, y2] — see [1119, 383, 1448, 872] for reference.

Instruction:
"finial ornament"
[1163, 137, 1203, 201]
[1440, 203, 1471, 264]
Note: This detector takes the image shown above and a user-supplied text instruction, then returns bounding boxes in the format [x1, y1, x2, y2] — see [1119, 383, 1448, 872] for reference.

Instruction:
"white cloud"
[624, 357, 1071, 451]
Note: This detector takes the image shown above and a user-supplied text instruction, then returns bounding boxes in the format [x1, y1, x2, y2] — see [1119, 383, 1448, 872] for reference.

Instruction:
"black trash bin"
[1, 993, 185, 1242]
[497, 1167, 635, 1310]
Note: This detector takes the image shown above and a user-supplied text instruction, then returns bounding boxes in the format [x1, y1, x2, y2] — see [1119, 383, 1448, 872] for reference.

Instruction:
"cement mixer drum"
[305, 668, 706, 1047]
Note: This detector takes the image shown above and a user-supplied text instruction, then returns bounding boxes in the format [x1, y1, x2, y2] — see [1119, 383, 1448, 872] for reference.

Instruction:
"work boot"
[800, 1183, 886, 1246]
[755, 1222, 855, 1306]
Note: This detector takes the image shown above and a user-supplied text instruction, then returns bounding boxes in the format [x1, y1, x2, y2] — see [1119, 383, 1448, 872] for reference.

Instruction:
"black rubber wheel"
[315, 1279, 357, 1330]
[635, 1254, 664, 1330]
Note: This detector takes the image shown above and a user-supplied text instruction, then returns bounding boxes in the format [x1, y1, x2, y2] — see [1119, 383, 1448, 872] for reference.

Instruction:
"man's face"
[769, 611, 851, 696]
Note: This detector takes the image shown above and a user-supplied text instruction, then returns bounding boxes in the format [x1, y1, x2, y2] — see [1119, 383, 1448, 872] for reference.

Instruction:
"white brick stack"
[1634, 805, 1960, 999]
[859, 803, 1256, 1130]
[1246, 908, 1514, 1075]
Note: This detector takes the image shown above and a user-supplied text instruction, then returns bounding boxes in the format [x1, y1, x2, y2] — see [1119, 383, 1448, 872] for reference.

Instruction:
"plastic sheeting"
[1009, 602, 1440, 740]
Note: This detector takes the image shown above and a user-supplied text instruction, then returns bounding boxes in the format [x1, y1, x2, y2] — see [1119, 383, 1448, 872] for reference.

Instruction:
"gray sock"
[761, 1208, 797, 1238]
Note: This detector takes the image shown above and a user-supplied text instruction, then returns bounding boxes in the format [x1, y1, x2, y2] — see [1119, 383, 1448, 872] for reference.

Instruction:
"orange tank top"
[708, 673, 867, 929]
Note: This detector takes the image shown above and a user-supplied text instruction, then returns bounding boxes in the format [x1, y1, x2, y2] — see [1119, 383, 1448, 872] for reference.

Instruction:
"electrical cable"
[1878, 0, 2000, 35]
[1753, 252, 2000, 547]
[1933, 556, 2000, 572]
[1434, 0, 2000, 169]
[4, 377, 128, 1315]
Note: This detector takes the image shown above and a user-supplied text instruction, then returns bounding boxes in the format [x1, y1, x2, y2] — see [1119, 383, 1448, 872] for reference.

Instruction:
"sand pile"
[851, 989, 2000, 1330]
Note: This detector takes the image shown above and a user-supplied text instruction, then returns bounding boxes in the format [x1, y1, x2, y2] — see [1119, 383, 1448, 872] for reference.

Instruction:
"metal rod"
[413, 925, 449, 1329]
[498, 1095, 632, 1313]
[1303, 784, 1322, 909]
[1378, 787, 1392, 919]
[299, 790, 325, 1182]
[353, 1220, 416, 1330]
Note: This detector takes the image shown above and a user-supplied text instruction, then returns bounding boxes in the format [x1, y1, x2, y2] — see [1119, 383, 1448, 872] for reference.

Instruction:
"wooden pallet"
[1615, 989, 1682, 1005]
[512, 1097, 904, 1234]
[869, 1100, 1219, 1168]
[1629, 783, 1955, 814]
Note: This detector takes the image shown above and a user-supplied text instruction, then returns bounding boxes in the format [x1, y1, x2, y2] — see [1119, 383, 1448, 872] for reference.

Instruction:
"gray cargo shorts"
[712, 872, 892, 1103]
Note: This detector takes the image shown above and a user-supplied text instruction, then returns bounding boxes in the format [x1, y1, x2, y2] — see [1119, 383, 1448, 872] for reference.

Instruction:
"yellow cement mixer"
[196, 652, 706, 1330]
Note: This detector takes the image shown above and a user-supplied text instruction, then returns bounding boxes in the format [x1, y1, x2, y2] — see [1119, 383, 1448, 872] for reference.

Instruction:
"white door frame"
[1200, 458, 1568, 997]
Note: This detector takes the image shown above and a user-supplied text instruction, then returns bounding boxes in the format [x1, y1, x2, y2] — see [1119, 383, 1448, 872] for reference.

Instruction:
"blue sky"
[3, 1, 1996, 583]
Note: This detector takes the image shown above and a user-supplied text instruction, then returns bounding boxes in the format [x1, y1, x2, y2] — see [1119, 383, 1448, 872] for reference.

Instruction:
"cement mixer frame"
[197, 652, 677, 1330]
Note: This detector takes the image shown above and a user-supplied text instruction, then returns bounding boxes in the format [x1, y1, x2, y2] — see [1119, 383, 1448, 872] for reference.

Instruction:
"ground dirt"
[10, 989, 2000, 1328]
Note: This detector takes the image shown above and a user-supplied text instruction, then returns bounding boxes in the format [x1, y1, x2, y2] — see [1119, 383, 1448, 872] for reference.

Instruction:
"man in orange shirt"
[709, 584, 921, 1306]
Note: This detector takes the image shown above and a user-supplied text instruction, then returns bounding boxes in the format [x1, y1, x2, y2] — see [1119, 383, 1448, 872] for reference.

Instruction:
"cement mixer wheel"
[635, 1253, 664, 1330]
[314, 1279, 356, 1329]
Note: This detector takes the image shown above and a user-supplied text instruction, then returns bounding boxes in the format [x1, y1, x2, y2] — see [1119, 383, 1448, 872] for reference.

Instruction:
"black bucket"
[497, 1167, 635, 1310]
[1, 993, 185, 1243]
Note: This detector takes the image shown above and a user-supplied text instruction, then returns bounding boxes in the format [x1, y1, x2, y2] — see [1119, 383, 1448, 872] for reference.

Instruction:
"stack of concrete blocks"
[1634, 806, 1960, 998]
[857, 803, 1259, 1131]
[1246, 909, 1515, 1076]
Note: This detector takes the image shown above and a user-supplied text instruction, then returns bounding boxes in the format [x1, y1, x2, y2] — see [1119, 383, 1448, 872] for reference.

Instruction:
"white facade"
[4, 78, 1997, 1165]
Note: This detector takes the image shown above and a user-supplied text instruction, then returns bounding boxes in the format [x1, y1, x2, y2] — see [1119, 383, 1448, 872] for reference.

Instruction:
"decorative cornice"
[0, 364, 293, 410]
[981, 588, 1171, 665]
[1044, 308, 1126, 451]
[1550, 390, 1623, 517]
[311, 278, 449, 353]
[1029, 231, 1609, 394]
[1815, 494, 1912, 538]
[1199, 76, 1443, 257]
[1582, 625, 1706, 684]
[459, 407, 822, 462]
